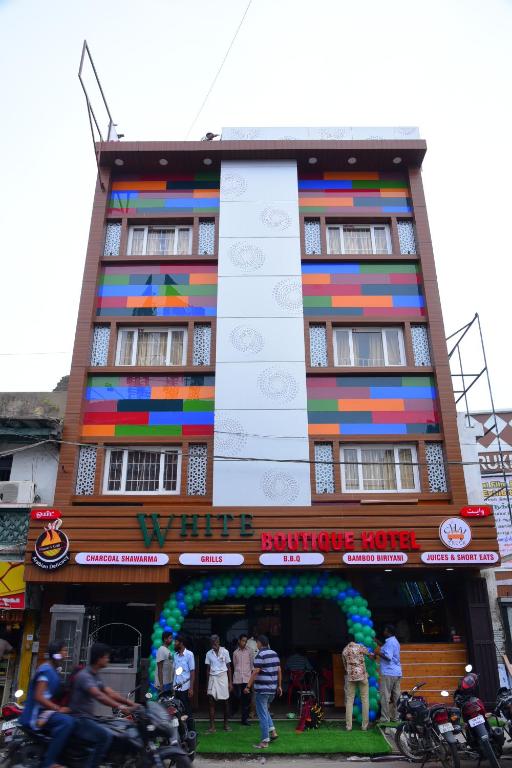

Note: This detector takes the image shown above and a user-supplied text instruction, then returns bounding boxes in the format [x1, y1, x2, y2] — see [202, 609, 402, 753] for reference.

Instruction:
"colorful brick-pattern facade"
[107, 173, 220, 216]
[302, 263, 424, 317]
[96, 264, 217, 317]
[298, 172, 412, 214]
[82, 375, 214, 438]
[307, 375, 439, 436]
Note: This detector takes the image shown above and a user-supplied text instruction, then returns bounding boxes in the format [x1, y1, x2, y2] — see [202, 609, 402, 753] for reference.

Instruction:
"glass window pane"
[177, 228, 191, 255]
[373, 226, 389, 254]
[353, 331, 384, 367]
[398, 447, 415, 489]
[343, 448, 359, 490]
[344, 226, 372, 254]
[117, 330, 135, 365]
[361, 448, 397, 490]
[327, 227, 342, 254]
[107, 450, 124, 491]
[163, 452, 179, 491]
[147, 228, 174, 255]
[130, 228, 145, 256]
[169, 329, 186, 365]
[385, 329, 403, 365]
[334, 329, 352, 365]
[125, 450, 161, 492]
[136, 331, 167, 366]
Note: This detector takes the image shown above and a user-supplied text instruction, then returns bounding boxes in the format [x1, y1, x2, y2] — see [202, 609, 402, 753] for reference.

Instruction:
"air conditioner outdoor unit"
[0, 481, 36, 504]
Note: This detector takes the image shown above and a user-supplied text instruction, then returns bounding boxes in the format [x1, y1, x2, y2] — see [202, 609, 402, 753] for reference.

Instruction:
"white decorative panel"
[104, 222, 121, 256]
[220, 161, 299, 202]
[314, 443, 335, 494]
[411, 325, 432, 366]
[304, 219, 322, 255]
[187, 444, 208, 496]
[309, 324, 328, 367]
[90, 326, 110, 366]
[398, 220, 417, 254]
[214, 160, 310, 506]
[218, 201, 300, 239]
[218, 238, 301, 277]
[222, 126, 421, 141]
[217, 275, 303, 318]
[215, 362, 306, 411]
[193, 323, 212, 366]
[425, 443, 448, 493]
[198, 220, 215, 255]
[216, 318, 305, 363]
[75, 447, 97, 495]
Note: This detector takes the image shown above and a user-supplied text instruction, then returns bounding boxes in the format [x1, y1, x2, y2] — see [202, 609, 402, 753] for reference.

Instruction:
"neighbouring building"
[23, 127, 501, 706]
[0, 391, 65, 702]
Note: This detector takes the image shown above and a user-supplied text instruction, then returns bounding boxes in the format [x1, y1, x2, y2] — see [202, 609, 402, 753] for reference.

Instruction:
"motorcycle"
[394, 681, 462, 768]
[494, 686, 512, 738]
[453, 664, 504, 768]
[1, 698, 192, 768]
[157, 680, 197, 762]
[0, 689, 24, 753]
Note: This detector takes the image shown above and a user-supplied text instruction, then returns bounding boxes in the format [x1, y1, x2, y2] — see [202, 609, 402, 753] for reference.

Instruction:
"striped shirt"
[253, 647, 280, 693]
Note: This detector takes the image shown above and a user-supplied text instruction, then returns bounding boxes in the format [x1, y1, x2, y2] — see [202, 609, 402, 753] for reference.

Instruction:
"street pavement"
[193, 759, 483, 768]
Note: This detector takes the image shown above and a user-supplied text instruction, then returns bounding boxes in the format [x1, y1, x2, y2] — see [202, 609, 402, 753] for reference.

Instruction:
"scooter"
[494, 686, 512, 738]
[453, 664, 504, 768]
[0, 690, 24, 751]
[157, 678, 197, 762]
[2, 697, 192, 768]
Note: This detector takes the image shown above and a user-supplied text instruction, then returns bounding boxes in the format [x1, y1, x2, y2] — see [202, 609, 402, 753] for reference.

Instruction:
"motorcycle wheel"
[395, 722, 427, 762]
[480, 737, 501, 768]
[438, 739, 461, 768]
[159, 755, 192, 768]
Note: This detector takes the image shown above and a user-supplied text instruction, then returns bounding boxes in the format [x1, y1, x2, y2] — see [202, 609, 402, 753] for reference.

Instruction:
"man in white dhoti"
[205, 634, 233, 733]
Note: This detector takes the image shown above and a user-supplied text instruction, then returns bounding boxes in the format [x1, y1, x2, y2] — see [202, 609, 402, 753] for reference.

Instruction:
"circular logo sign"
[439, 518, 472, 550]
[32, 520, 70, 570]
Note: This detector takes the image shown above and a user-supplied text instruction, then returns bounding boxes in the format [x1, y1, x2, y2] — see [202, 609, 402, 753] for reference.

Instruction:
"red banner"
[31, 508, 62, 521]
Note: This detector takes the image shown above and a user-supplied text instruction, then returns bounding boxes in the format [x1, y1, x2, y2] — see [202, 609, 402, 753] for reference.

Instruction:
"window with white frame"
[104, 447, 181, 494]
[128, 225, 192, 256]
[326, 224, 391, 255]
[116, 327, 187, 366]
[341, 444, 419, 493]
[334, 327, 405, 367]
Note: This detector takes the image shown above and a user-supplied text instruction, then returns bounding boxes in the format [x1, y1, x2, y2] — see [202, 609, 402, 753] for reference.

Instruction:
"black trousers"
[233, 683, 251, 723]
[175, 689, 195, 731]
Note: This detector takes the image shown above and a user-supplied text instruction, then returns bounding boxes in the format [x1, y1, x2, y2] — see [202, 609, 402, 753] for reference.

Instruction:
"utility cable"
[185, 0, 253, 139]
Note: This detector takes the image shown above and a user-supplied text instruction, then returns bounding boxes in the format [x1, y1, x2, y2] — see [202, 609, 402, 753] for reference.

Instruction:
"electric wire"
[185, 0, 253, 139]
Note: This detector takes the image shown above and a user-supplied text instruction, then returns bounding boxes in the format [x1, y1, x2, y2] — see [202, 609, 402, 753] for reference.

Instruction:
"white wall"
[213, 160, 311, 506]
[5, 443, 59, 505]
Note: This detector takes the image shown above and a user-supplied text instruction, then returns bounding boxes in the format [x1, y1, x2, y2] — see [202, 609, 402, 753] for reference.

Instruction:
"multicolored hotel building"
[25, 128, 501, 705]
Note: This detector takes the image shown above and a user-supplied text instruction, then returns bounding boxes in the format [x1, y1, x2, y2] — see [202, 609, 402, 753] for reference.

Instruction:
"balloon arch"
[150, 571, 379, 722]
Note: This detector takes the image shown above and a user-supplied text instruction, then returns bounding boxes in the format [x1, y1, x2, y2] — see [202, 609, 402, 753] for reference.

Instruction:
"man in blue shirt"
[376, 624, 402, 723]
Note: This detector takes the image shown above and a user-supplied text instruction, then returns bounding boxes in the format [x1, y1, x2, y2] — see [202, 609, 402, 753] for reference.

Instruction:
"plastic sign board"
[439, 518, 472, 550]
[259, 553, 324, 566]
[421, 551, 499, 564]
[460, 505, 492, 518]
[342, 552, 408, 565]
[31, 508, 62, 521]
[32, 519, 70, 571]
[179, 554, 244, 566]
[75, 553, 169, 566]
[0, 563, 25, 610]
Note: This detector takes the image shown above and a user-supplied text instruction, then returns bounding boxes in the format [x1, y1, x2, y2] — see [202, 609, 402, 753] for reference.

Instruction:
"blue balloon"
[338, 591, 347, 600]
[348, 588, 357, 597]
[159, 617, 167, 627]
[164, 625, 172, 633]
[178, 601, 187, 612]
[369, 676, 377, 686]
[151, 648, 157, 657]
[367, 619, 374, 627]
[256, 586, 265, 596]
[369, 710, 376, 721]
[354, 697, 361, 707]
[204, 579, 212, 588]
[202, 589, 209, 599]
[312, 586, 322, 596]
[176, 590, 185, 601]
[351, 614, 361, 623]
[228, 586, 237, 596]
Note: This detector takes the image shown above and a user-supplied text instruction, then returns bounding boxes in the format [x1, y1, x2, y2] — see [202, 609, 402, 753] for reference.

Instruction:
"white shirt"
[205, 647, 230, 676]
[154, 644, 174, 687]
[174, 649, 195, 691]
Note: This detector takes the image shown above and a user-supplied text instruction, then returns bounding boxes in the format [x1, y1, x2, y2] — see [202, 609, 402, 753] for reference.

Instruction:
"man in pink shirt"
[232, 634, 253, 725]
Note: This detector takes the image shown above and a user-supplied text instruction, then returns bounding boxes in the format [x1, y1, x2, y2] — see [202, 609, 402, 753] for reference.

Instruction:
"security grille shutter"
[464, 577, 500, 707]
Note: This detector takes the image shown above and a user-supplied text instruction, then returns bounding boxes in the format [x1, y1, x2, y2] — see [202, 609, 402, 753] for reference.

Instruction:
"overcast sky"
[0, 0, 510, 411]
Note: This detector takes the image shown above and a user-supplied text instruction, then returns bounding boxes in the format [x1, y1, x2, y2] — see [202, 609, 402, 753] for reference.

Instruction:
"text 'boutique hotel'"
[25, 127, 500, 705]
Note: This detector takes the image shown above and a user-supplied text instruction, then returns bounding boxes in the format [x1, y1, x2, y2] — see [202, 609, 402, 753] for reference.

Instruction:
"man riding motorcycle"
[19, 640, 74, 768]
[69, 642, 138, 768]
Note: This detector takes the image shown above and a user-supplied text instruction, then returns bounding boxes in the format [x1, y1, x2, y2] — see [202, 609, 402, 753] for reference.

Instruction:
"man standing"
[244, 635, 282, 750]
[342, 640, 373, 731]
[173, 633, 196, 731]
[232, 633, 253, 726]
[205, 634, 232, 733]
[70, 643, 138, 768]
[155, 631, 174, 691]
[376, 624, 402, 723]
[246, 629, 258, 719]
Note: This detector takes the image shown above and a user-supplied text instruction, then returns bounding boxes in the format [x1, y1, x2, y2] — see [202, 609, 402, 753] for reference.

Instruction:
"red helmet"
[461, 673, 478, 691]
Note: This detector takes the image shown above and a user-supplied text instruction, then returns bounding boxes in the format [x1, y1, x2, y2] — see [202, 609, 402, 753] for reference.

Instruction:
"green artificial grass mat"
[195, 720, 392, 755]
